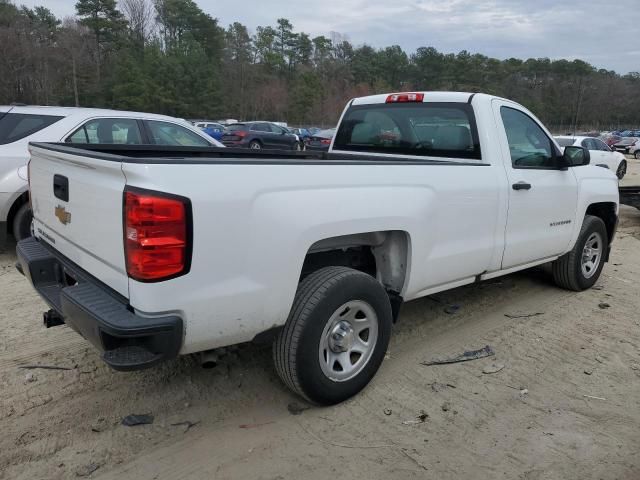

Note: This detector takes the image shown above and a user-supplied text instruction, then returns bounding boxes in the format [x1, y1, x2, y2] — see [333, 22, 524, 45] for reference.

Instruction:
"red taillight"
[124, 189, 190, 282]
[385, 92, 424, 103]
[321, 138, 331, 144]
[235, 130, 247, 138]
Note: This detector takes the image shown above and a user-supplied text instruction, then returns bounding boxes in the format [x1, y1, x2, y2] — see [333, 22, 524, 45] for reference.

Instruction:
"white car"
[18, 91, 618, 405]
[628, 139, 640, 159]
[0, 105, 223, 246]
[555, 136, 627, 179]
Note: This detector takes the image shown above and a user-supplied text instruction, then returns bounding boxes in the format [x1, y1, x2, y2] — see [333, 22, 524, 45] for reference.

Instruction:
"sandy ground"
[1, 158, 640, 480]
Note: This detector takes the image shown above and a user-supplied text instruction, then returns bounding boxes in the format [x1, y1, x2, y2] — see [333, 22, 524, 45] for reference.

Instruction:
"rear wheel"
[552, 215, 607, 291]
[273, 267, 392, 405]
[635, 150, 640, 160]
[616, 160, 627, 179]
[12, 203, 33, 242]
[249, 140, 262, 150]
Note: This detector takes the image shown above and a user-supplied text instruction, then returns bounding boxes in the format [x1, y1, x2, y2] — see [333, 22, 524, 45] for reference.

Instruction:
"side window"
[596, 140, 610, 152]
[270, 124, 285, 134]
[0, 113, 63, 145]
[251, 123, 269, 132]
[67, 118, 142, 144]
[500, 107, 556, 168]
[146, 121, 210, 147]
[581, 138, 592, 149]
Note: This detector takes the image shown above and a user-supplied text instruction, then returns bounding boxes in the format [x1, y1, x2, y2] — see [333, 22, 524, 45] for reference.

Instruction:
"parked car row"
[609, 129, 640, 137]
[220, 122, 301, 150]
[555, 136, 628, 179]
[191, 119, 336, 151]
[565, 129, 639, 158]
[612, 137, 640, 157]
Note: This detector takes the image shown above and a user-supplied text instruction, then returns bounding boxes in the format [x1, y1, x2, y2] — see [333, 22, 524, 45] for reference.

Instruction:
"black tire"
[616, 160, 627, 180]
[273, 267, 392, 405]
[552, 215, 607, 291]
[12, 203, 33, 241]
[634, 150, 640, 160]
[249, 140, 262, 150]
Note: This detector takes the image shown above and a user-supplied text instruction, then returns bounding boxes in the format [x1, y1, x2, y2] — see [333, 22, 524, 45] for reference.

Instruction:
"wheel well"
[301, 231, 410, 319]
[585, 202, 617, 242]
[6, 192, 29, 235]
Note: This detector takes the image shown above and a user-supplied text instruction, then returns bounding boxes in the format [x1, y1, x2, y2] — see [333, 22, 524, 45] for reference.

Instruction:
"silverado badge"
[54, 205, 71, 225]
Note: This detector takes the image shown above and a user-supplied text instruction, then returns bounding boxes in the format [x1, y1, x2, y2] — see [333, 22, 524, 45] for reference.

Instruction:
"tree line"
[1, 0, 639, 131]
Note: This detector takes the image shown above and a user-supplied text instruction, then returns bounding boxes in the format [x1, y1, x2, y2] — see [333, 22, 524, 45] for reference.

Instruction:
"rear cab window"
[0, 113, 64, 145]
[333, 102, 481, 160]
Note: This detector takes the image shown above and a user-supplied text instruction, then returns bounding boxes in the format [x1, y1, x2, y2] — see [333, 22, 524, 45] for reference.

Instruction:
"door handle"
[512, 181, 532, 191]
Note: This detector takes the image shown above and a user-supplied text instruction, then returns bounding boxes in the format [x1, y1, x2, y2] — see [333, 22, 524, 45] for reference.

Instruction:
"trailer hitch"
[43, 309, 65, 328]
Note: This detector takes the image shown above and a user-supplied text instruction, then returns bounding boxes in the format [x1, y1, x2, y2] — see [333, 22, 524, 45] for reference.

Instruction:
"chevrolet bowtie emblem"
[55, 205, 71, 225]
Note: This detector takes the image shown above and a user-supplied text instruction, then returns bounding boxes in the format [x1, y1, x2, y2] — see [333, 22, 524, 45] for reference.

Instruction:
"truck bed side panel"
[122, 161, 502, 354]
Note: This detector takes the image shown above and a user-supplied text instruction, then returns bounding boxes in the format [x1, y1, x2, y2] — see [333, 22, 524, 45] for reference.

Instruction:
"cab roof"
[351, 91, 478, 105]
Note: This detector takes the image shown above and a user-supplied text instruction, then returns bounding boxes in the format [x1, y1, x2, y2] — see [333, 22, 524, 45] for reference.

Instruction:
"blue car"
[195, 121, 225, 141]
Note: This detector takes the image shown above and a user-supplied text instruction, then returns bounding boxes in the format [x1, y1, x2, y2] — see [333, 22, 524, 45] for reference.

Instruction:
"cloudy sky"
[19, 0, 640, 73]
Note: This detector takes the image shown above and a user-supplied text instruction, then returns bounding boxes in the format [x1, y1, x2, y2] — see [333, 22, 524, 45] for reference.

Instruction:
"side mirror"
[563, 145, 590, 167]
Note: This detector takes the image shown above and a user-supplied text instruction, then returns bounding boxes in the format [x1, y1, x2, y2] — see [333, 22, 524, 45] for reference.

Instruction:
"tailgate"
[28, 143, 129, 297]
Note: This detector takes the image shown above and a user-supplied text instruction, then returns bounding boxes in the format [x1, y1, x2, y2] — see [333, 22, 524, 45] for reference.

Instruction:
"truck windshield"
[0, 113, 64, 145]
[333, 103, 481, 160]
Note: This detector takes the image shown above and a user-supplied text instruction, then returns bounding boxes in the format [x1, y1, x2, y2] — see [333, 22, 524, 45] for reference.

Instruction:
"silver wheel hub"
[581, 232, 603, 279]
[329, 321, 355, 353]
[319, 300, 379, 382]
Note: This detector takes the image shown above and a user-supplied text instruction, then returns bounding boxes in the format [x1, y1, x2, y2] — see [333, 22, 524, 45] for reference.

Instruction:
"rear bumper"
[16, 237, 183, 371]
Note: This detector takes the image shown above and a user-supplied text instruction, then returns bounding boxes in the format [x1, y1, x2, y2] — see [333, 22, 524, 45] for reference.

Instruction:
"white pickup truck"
[17, 92, 619, 405]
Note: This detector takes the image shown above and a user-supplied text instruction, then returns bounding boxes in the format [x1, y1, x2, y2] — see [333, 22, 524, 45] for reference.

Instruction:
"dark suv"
[221, 122, 300, 150]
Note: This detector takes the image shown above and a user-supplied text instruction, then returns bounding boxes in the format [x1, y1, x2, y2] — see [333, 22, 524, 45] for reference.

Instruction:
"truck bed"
[29, 142, 483, 166]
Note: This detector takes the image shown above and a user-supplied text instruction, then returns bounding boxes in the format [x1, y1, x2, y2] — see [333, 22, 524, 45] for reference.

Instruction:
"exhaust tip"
[200, 350, 219, 369]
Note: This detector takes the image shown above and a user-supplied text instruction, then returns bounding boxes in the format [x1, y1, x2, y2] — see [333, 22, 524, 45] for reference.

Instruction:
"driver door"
[492, 99, 579, 269]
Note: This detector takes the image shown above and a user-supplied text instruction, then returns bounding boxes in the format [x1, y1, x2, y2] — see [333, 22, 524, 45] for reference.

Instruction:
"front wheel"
[616, 160, 627, 180]
[273, 267, 392, 405]
[634, 150, 640, 160]
[552, 215, 608, 291]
